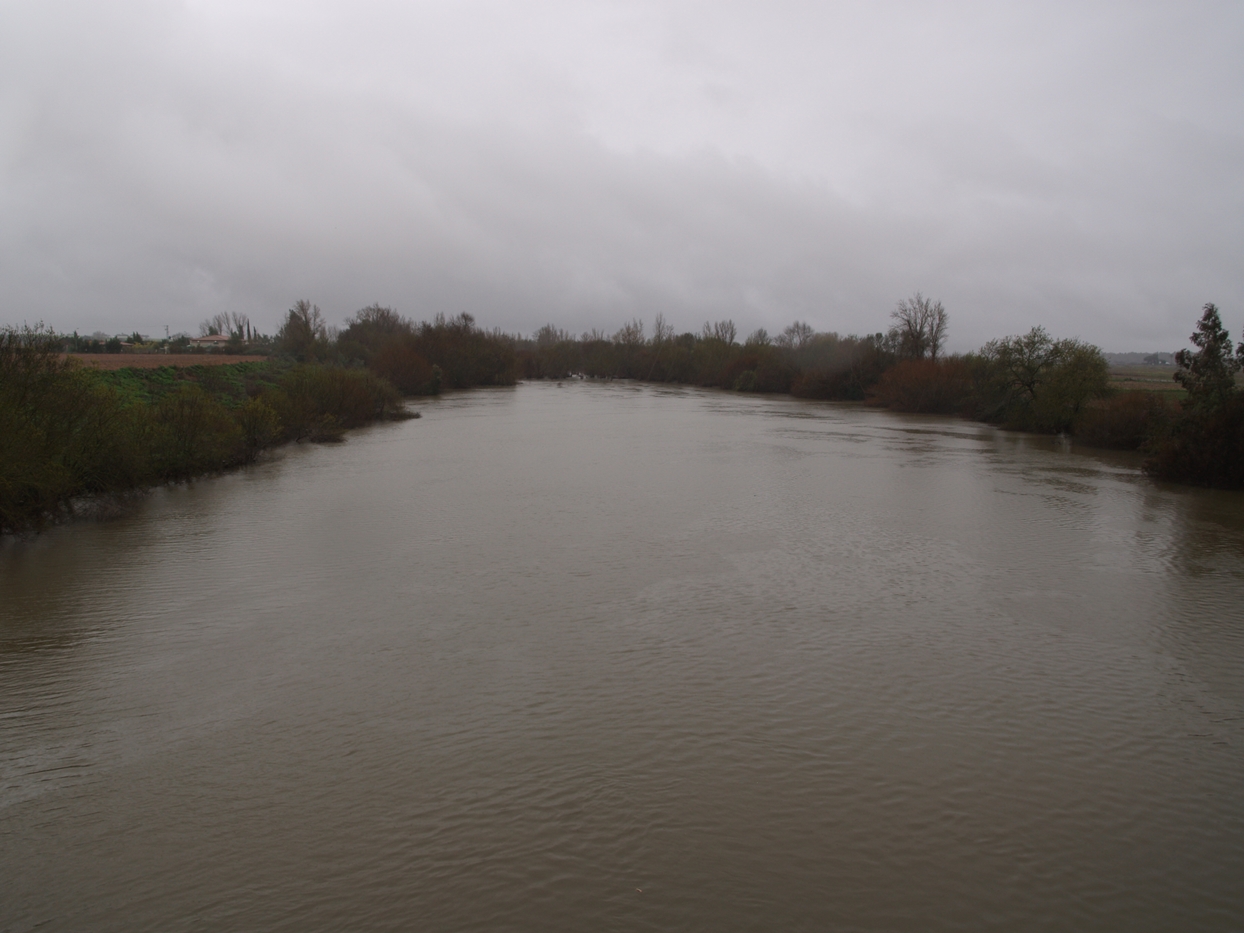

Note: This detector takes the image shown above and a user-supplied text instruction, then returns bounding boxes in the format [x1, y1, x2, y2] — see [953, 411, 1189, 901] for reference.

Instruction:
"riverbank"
[2, 332, 413, 535]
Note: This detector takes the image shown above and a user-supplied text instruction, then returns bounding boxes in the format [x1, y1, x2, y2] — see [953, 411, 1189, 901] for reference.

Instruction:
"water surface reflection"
[2, 382, 1242, 931]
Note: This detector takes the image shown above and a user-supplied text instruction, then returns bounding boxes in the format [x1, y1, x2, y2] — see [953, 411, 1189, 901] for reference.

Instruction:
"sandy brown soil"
[64, 354, 269, 370]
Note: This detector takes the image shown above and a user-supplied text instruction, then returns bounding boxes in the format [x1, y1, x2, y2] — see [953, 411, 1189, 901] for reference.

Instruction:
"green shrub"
[1, 326, 151, 530]
[972, 329, 1109, 432]
[2, 324, 410, 532]
[264, 365, 403, 441]
[236, 397, 282, 461]
[151, 384, 244, 478]
[733, 370, 758, 392]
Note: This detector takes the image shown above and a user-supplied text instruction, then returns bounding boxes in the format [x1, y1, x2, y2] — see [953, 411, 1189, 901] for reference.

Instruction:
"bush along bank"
[1, 327, 412, 534]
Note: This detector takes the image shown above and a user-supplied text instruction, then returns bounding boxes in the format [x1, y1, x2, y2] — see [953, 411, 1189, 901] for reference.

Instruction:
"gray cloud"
[2, 0, 1242, 349]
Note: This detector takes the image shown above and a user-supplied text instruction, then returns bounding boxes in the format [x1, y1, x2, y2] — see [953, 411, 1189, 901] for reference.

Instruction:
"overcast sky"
[2, 1, 1242, 350]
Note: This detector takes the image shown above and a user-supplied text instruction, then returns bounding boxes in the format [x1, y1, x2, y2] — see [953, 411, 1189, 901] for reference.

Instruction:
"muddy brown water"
[3, 381, 1242, 931]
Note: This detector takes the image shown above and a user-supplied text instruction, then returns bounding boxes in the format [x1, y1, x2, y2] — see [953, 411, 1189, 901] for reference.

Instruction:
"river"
[2, 381, 1243, 931]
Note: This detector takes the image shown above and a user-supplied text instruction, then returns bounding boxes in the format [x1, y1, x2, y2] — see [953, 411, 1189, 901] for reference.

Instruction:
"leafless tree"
[652, 313, 674, 344]
[279, 300, 327, 360]
[890, 293, 948, 360]
[614, 318, 645, 346]
[702, 319, 737, 344]
[346, 304, 406, 334]
[230, 312, 250, 340]
[776, 321, 814, 349]
[199, 312, 251, 340]
[745, 328, 771, 347]
[534, 324, 573, 346]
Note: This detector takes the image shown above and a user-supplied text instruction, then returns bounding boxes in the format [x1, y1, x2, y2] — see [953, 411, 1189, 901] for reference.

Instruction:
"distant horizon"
[41, 315, 1194, 355]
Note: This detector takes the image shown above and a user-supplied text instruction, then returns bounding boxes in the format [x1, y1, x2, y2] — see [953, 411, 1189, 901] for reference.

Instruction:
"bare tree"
[890, 293, 948, 360]
[423, 312, 477, 335]
[199, 312, 251, 340]
[702, 319, 737, 344]
[346, 304, 406, 334]
[776, 321, 814, 349]
[228, 312, 249, 340]
[614, 318, 645, 346]
[534, 324, 573, 346]
[745, 328, 771, 347]
[645, 314, 676, 380]
[279, 300, 327, 360]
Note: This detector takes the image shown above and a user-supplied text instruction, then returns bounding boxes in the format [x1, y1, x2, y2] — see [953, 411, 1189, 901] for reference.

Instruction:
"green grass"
[1108, 364, 1186, 398]
[88, 360, 289, 408]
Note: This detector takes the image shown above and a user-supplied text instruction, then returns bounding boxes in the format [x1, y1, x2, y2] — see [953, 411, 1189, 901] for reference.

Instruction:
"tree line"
[332, 293, 1233, 487]
[287, 293, 1241, 488]
[4, 295, 1240, 534]
[510, 294, 1115, 438]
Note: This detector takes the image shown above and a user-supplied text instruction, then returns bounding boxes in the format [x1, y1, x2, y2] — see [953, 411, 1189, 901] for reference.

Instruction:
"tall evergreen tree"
[1174, 303, 1239, 408]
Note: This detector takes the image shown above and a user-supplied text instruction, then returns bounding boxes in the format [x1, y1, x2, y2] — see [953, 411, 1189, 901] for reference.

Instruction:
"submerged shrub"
[972, 329, 1109, 432]
[1074, 392, 1173, 450]
[789, 335, 892, 400]
[870, 358, 971, 413]
[371, 337, 441, 395]
[236, 397, 282, 461]
[1144, 393, 1244, 487]
[1142, 304, 1244, 486]
[151, 384, 244, 478]
[733, 370, 758, 392]
[264, 365, 403, 441]
[1, 324, 411, 533]
[412, 313, 518, 388]
[1, 326, 151, 531]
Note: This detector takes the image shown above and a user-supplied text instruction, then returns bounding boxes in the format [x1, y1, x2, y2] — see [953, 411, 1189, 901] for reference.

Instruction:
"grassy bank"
[1, 330, 411, 535]
[63, 352, 269, 370]
[1107, 364, 1187, 398]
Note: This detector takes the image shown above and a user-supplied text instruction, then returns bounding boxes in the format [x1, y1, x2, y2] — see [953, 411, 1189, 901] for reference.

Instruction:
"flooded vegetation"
[0, 328, 409, 534]
[2, 382, 1242, 931]
[5, 2, 1241, 927]
[10, 296, 1239, 534]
